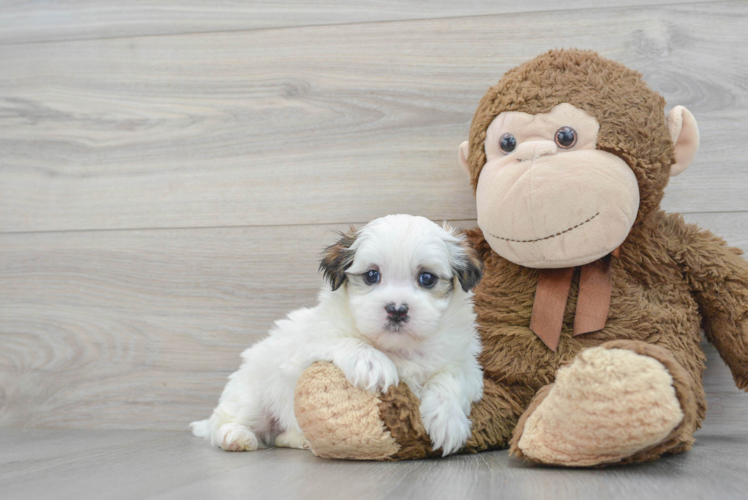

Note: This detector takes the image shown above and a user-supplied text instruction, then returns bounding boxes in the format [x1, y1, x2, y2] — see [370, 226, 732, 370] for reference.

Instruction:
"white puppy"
[190, 214, 484, 456]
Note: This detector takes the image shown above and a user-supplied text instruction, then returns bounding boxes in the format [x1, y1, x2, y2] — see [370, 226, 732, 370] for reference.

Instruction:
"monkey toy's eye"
[418, 272, 437, 288]
[499, 133, 517, 154]
[364, 270, 380, 285]
[555, 126, 577, 149]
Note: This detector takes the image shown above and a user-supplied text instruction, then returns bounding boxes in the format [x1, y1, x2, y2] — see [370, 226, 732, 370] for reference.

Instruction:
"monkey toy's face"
[458, 51, 699, 270]
[471, 103, 639, 268]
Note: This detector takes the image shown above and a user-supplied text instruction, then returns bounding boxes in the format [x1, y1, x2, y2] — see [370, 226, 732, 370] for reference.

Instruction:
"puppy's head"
[320, 214, 482, 350]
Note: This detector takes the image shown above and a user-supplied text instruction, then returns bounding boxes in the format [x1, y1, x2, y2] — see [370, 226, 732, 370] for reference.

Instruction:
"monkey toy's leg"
[294, 362, 528, 460]
[510, 340, 699, 466]
[294, 344, 698, 464]
[512, 215, 748, 468]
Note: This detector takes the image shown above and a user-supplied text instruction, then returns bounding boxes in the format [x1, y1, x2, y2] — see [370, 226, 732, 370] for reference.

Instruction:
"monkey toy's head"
[459, 49, 700, 268]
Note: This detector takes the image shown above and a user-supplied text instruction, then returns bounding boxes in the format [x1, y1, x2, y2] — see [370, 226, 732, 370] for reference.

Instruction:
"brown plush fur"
[295, 49, 748, 465]
[377, 383, 440, 460]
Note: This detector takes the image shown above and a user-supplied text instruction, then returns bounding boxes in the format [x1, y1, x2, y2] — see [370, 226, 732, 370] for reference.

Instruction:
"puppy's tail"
[189, 419, 211, 439]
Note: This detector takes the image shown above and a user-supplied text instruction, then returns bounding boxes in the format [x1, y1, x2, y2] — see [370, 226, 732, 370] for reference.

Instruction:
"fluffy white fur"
[190, 214, 484, 456]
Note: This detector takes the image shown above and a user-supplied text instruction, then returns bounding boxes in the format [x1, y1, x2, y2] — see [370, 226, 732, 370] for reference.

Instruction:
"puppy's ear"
[444, 225, 483, 292]
[319, 227, 358, 291]
[454, 246, 483, 292]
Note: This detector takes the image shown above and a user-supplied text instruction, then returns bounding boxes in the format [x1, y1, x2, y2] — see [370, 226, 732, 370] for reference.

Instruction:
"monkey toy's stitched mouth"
[488, 212, 600, 243]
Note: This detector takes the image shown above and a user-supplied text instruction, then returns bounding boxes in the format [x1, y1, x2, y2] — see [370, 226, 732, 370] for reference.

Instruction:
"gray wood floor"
[2, 429, 747, 500]
[2, 344, 747, 500]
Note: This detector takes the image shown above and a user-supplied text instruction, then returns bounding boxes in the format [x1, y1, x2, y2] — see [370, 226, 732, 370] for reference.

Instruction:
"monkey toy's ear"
[667, 106, 700, 177]
[458, 141, 471, 178]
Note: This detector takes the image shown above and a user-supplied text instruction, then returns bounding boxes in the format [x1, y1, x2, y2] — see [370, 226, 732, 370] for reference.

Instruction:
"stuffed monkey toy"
[292, 49, 748, 466]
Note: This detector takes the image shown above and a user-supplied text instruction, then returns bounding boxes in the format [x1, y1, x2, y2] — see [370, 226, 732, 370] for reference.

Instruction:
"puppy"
[190, 214, 484, 456]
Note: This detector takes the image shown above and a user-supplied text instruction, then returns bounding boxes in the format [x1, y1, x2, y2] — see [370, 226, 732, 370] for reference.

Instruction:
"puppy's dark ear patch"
[319, 227, 357, 291]
[454, 241, 484, 292]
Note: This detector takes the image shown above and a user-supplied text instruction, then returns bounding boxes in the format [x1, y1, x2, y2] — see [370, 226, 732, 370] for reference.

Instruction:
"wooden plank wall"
[1, 0, 746, 430]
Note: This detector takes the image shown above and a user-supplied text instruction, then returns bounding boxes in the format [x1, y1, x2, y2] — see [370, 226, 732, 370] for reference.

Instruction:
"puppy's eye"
[555, 126, 577, 149]
[363, 270, 380, 285]
[418, 272, 437, 288]
[499, 133, 517, 154]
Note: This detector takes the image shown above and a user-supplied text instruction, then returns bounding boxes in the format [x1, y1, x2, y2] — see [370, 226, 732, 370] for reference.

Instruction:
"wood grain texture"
[1, 212, 747, 430]
[1, 1, 747, 233]
[0, 0, 721, 45]
[0, 223, 335, 429]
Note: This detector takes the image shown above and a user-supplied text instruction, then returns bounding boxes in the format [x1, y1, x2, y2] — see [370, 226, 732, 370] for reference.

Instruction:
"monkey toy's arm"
[669, 214, 748, 389]
[294, 361, 529, 460]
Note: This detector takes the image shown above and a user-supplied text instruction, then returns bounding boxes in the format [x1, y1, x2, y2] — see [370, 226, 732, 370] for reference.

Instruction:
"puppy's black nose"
[385, 303, 409, 323]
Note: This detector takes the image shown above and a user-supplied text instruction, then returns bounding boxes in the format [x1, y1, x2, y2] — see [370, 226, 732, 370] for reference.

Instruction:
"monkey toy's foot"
[510, 340, 698, 467]
[294, 362, 441, 460]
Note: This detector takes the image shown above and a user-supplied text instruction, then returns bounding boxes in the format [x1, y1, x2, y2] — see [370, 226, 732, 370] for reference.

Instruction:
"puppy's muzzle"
[385, 303, 409, 324]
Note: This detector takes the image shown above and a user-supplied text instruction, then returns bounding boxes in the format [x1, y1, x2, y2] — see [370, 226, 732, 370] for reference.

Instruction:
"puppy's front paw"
[334, 347, 399, 393]
[420, 394, 472, 457]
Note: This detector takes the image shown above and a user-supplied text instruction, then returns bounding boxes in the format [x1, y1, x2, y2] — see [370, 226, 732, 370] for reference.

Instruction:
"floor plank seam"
[0, 210, 745, 237]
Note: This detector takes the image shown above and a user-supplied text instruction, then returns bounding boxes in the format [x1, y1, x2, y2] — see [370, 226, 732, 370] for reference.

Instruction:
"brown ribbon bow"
[529, 247, 621, 352]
